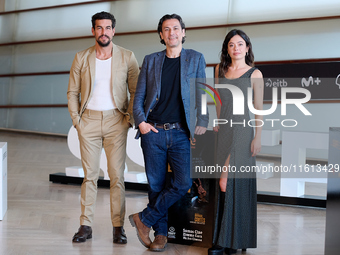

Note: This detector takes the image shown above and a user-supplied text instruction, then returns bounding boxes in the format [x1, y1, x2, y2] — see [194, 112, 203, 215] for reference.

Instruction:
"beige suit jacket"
[67, 43, 139, 127]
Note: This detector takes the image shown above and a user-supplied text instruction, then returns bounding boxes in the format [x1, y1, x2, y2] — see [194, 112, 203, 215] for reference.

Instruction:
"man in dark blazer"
[129, 14, 208, 252]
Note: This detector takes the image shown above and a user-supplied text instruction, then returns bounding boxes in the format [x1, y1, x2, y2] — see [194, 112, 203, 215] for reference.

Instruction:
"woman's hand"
[219, 177, 228, 192]
[251, 136, 261, 156]
[213, 125, 219, 132]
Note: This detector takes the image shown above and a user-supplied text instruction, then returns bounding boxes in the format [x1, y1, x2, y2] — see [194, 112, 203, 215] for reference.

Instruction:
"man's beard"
[97, 35, 111, 47]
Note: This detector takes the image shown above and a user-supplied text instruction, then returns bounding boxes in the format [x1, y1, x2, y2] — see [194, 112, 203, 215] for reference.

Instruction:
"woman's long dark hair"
[218, 29, 254, 77]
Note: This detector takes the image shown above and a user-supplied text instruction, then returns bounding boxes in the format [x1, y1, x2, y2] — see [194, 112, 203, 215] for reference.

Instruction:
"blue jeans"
[140, 127, 191, 237]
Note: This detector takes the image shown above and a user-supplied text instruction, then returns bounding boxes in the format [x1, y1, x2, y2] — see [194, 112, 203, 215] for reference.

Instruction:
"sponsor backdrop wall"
[0, 0, 339, 135]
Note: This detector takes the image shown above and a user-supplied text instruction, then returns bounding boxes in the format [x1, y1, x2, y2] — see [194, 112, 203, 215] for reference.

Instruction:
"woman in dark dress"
[209, 29, 264, 255]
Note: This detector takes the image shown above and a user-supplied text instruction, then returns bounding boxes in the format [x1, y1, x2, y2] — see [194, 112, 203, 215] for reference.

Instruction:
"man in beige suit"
[67, 11, 139, 244]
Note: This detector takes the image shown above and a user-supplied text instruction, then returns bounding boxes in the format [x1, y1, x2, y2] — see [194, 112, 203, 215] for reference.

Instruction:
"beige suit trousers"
[76, 109, 129, 227]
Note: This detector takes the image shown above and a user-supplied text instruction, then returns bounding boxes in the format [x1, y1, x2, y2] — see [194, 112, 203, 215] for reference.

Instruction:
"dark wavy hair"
[218, 29, 254, 77]
[157, 14, 186, 45]
[91, 11, 116, 29]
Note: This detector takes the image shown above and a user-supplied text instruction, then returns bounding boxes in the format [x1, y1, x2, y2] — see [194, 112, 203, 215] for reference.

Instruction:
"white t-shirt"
[86, 57, 116, 111]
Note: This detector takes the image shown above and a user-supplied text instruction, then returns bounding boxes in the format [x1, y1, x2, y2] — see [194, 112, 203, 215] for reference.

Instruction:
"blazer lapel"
[111, 43, 121, 97]
[180, 48, 189, 88]
[88, 46, 96, 93]
[154, 50, 166, 95]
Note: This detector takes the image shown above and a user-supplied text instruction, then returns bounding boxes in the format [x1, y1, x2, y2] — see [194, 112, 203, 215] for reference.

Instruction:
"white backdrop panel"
[0, 14, 16, 44]
[15, 3, 111, 41]
[9, 75, 69, 105]
[5, 0, 101, 11]
[111, 0, 230, 32]
[0, 78, 11, 105]
[7, 108, 71, 134]
[224, 19, 340, 62]
[229, 0, 340, 23]
[0, 46, 13, 74]
[0, 109, 9, 128]
[13, 39, 93, 73]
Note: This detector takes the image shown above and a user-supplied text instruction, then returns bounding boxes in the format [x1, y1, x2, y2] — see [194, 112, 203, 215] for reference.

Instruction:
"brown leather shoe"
[150, 235, 167, 252]
[113, 226, 127, 244]
[72, 225, 92, 243]
[128, 213, 151, 248]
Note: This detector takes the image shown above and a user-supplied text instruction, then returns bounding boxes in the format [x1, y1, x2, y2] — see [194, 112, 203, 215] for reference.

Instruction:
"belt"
[149, 122, 182, 130]
[83, 108, 119, 116]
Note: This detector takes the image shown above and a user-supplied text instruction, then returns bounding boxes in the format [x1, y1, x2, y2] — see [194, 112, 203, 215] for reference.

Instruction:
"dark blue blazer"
[133, 48, 209, 138]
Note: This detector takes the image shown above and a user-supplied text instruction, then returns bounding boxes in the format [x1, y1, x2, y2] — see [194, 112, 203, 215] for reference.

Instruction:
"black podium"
[167, 131, 217, 248]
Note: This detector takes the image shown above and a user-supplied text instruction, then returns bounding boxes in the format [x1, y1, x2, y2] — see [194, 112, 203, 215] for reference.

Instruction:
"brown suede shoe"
[128, 213, 151, 248]
[72, 225, 92, 243]
[150, 235, 167, 252]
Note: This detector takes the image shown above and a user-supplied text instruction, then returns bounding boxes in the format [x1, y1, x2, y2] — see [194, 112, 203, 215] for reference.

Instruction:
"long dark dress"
[214, 67, 257, 249]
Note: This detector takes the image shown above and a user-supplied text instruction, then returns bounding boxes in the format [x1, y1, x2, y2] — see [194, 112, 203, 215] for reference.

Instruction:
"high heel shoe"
[224, 248, 237, 254]
[208, 245, 224, 255]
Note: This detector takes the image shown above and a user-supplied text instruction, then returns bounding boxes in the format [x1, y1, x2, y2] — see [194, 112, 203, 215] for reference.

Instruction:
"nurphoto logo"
[199, 80, 312, 128]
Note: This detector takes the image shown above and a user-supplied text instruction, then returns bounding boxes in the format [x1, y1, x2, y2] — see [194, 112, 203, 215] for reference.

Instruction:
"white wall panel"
[13, 39, 93, 73]
[113, 27, 227, 66]
[112, 33, 163, 66]
[242, 20, 340, 61]
[0, 109, 9, 128]
[9, 75, 69, 105]
[0, 78, 10, 105]
[228, 0, 340, 23]
[111, 0, 230, 32]
[15, 3, 111, 41]
[0, 46, 14, 74]
[182, 28, 227, 64]
[115, 20, 340, 65]
[5, 0, 101, 11]
[7, 108, 71, 134]
[0, 14, 16, 43]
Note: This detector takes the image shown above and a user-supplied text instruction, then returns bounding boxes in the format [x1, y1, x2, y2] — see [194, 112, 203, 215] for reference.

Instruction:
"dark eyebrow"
[95, 25, 111, 30]
[229, 41, 244, 44]
[164, 25, 180, 29]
